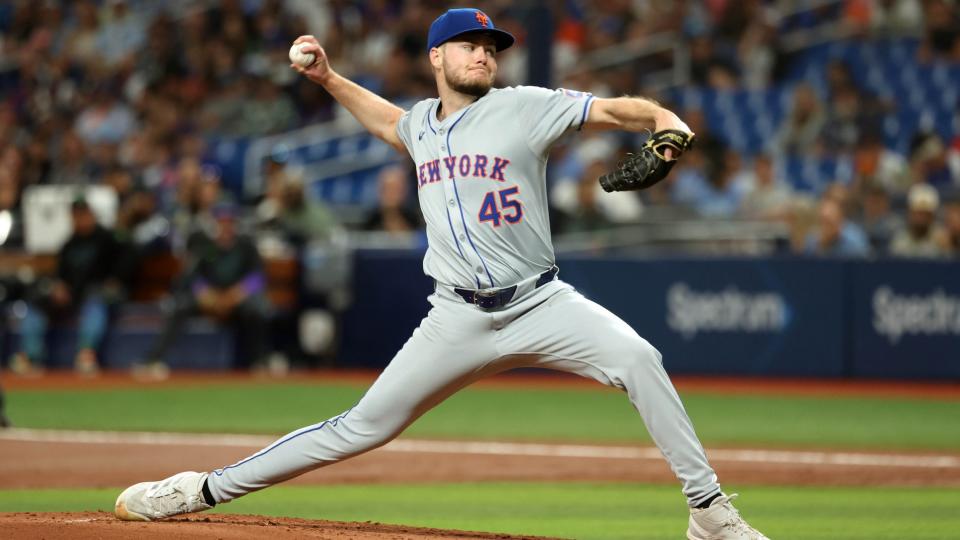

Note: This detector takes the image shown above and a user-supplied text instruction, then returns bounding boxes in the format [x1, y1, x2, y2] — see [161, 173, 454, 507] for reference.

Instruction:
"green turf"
[1, 483, 958, 539]
[6, 381, 960, 450]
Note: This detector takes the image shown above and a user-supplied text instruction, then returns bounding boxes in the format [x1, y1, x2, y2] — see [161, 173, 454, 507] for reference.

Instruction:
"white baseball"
[289, 43, 316, 68]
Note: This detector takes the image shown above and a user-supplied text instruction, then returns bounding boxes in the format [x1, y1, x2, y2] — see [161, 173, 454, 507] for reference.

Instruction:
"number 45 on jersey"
[478, 186, 523, 227]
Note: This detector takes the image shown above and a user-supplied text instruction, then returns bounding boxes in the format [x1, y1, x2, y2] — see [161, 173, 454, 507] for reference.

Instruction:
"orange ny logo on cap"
[475, 11, 489, 27]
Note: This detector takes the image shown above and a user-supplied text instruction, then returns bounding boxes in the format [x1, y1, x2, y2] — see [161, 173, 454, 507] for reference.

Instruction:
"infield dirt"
[0, 512, 558, 539]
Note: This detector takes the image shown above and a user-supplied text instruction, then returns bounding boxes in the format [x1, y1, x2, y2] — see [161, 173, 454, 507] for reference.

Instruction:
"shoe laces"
[146, 477, 191, 513]
[716, 494, 763, 537]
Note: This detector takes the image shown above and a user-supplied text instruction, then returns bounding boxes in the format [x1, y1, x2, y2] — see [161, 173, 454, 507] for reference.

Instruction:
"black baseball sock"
[694, 493, 721, 509]
[201, 478, 217, 507]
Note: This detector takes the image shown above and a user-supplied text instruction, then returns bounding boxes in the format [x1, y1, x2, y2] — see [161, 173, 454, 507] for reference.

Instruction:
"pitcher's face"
[435, 35, 497, 98]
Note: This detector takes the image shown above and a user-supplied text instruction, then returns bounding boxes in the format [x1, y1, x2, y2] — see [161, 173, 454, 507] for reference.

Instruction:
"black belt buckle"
[453, 266, 557, 310]
[473, 289, 501, 309]
[455, 285, 516, 309]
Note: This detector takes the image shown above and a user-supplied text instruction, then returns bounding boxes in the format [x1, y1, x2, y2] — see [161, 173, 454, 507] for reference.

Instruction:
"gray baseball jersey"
[205, 86, 721, 510]
[396, 86, 593, 289]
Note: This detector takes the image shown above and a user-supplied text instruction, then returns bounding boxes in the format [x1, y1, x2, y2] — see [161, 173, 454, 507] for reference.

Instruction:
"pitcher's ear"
[429, 46, 443, 68]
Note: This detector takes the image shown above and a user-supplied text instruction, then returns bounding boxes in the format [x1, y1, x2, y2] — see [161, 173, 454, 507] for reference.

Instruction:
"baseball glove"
[598, 129, 694, 192]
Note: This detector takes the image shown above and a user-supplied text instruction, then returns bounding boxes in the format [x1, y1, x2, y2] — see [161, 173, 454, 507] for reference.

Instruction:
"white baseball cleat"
[687, 493, 769, 540]
[114, 471, 213, 521]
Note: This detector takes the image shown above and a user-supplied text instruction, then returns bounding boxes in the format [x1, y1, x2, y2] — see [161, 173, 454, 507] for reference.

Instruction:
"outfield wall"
[2, 252, 957, 379]
[339, 252, 960, 380]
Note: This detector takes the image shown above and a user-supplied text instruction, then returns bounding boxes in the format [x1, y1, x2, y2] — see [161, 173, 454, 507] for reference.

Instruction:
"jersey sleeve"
[516, 86, 595, 157]
[395, 108, 414, 155]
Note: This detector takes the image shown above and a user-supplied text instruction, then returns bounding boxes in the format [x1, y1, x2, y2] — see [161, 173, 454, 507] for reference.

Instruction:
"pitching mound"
[0, 512, 559, 539]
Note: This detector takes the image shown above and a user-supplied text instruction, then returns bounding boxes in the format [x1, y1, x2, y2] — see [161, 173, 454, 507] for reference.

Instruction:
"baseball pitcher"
[115, 9, 767, 540]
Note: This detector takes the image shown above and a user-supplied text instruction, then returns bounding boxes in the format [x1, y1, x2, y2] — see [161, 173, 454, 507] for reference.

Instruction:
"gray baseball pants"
[206, 280, 721, 507]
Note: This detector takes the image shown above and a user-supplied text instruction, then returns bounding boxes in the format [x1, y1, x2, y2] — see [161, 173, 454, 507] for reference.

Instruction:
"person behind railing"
[943, 196, 960, 256]
[857, 184, 904, 254]
[260, 171, 340, 248]
[257, 169, 348, 370]
[0, 170, 23, 251]
[362, 165, 424, 235]
[134, 203, 269, 378]
[553, 160, 615, 236]
[917, 0, 960, 62]
[908, 131, 960, 194]
[673, 147, 749, 218]
[738, 154, 794, 221]
[852, 132, 911, 197]
[889, 183, 949, 258]
[801, 196, 870, 257]
[773, 85, 827, 157]
[9, 198, 125, 376]
[168, 159, 222, 255]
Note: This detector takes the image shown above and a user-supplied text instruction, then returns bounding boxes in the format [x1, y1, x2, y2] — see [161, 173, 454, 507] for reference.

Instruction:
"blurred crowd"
[0, 0, 959, 374]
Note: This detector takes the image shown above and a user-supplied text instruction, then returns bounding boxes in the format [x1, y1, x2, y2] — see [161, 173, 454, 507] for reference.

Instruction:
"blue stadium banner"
[558, 258, 848, 377]
[849, 260, 960, 379]
[336, 253, 957, 379]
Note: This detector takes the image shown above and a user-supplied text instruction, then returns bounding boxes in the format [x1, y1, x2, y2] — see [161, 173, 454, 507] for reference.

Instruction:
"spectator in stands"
[688, 34, 739, 90]
[114, 187, 169, 289]
[861, 0, 924, 33]
[673, 148, 749, 218]
[822, 60, 889, 153]
[257, 168, 346, 371]
[0, 172, 23, 250]
[74, 81, 137, 146]
[736, 7, 785, 89]
[363, 165, 423, 234]
[136, 203, 270, 377]
[47, 131, 95, 186]
[95, 0, 147, 68]
[803, 197, 870, 257]
[739, 154, 794, 220]
[551, 136, 645, 222]
[918, 0, 960, 61]
[9, 198, 123, 376]
[909, 132, 960, 194]
[555, 161, 616, 235]
[853, 133, 911, 196]
[62, 0, 101, 68]
[169, 160, 223, 254]
[20, 133, 52, 187]
[819, 86, 865, 155]
[271, 173, 340, 247]
[858, 184, 904, 253]
[942, 197, 960, 256]
[889, 183, 949, 257]
[257, 168, 340, 248]
[822, 182, 857, 217]
[774, 83, 826, 156]
[235, 75, 298, 136]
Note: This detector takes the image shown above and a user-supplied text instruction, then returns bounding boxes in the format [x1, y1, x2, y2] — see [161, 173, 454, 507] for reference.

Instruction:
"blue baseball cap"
[427, 8, 515, 52]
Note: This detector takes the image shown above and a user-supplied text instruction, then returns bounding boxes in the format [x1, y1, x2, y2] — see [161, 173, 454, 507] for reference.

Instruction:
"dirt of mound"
[0, 512, 560, 539]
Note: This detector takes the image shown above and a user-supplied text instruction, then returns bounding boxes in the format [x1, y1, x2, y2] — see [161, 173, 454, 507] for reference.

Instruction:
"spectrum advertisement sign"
[559, 258, 847, 377]
[850, 260, 960, 378]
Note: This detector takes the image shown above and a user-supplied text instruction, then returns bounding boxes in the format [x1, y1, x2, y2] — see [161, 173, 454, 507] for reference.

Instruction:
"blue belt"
[453, 266, 559, 310]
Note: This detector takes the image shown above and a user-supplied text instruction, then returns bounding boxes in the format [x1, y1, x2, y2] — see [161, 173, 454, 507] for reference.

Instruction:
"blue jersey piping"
[211, 408, 354, 476]
[578, 95, 595, 131]
[446, 107, 496, 289]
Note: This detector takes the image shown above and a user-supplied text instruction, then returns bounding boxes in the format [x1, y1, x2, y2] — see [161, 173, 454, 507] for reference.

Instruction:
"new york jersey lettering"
[416, 153, 509, 189]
